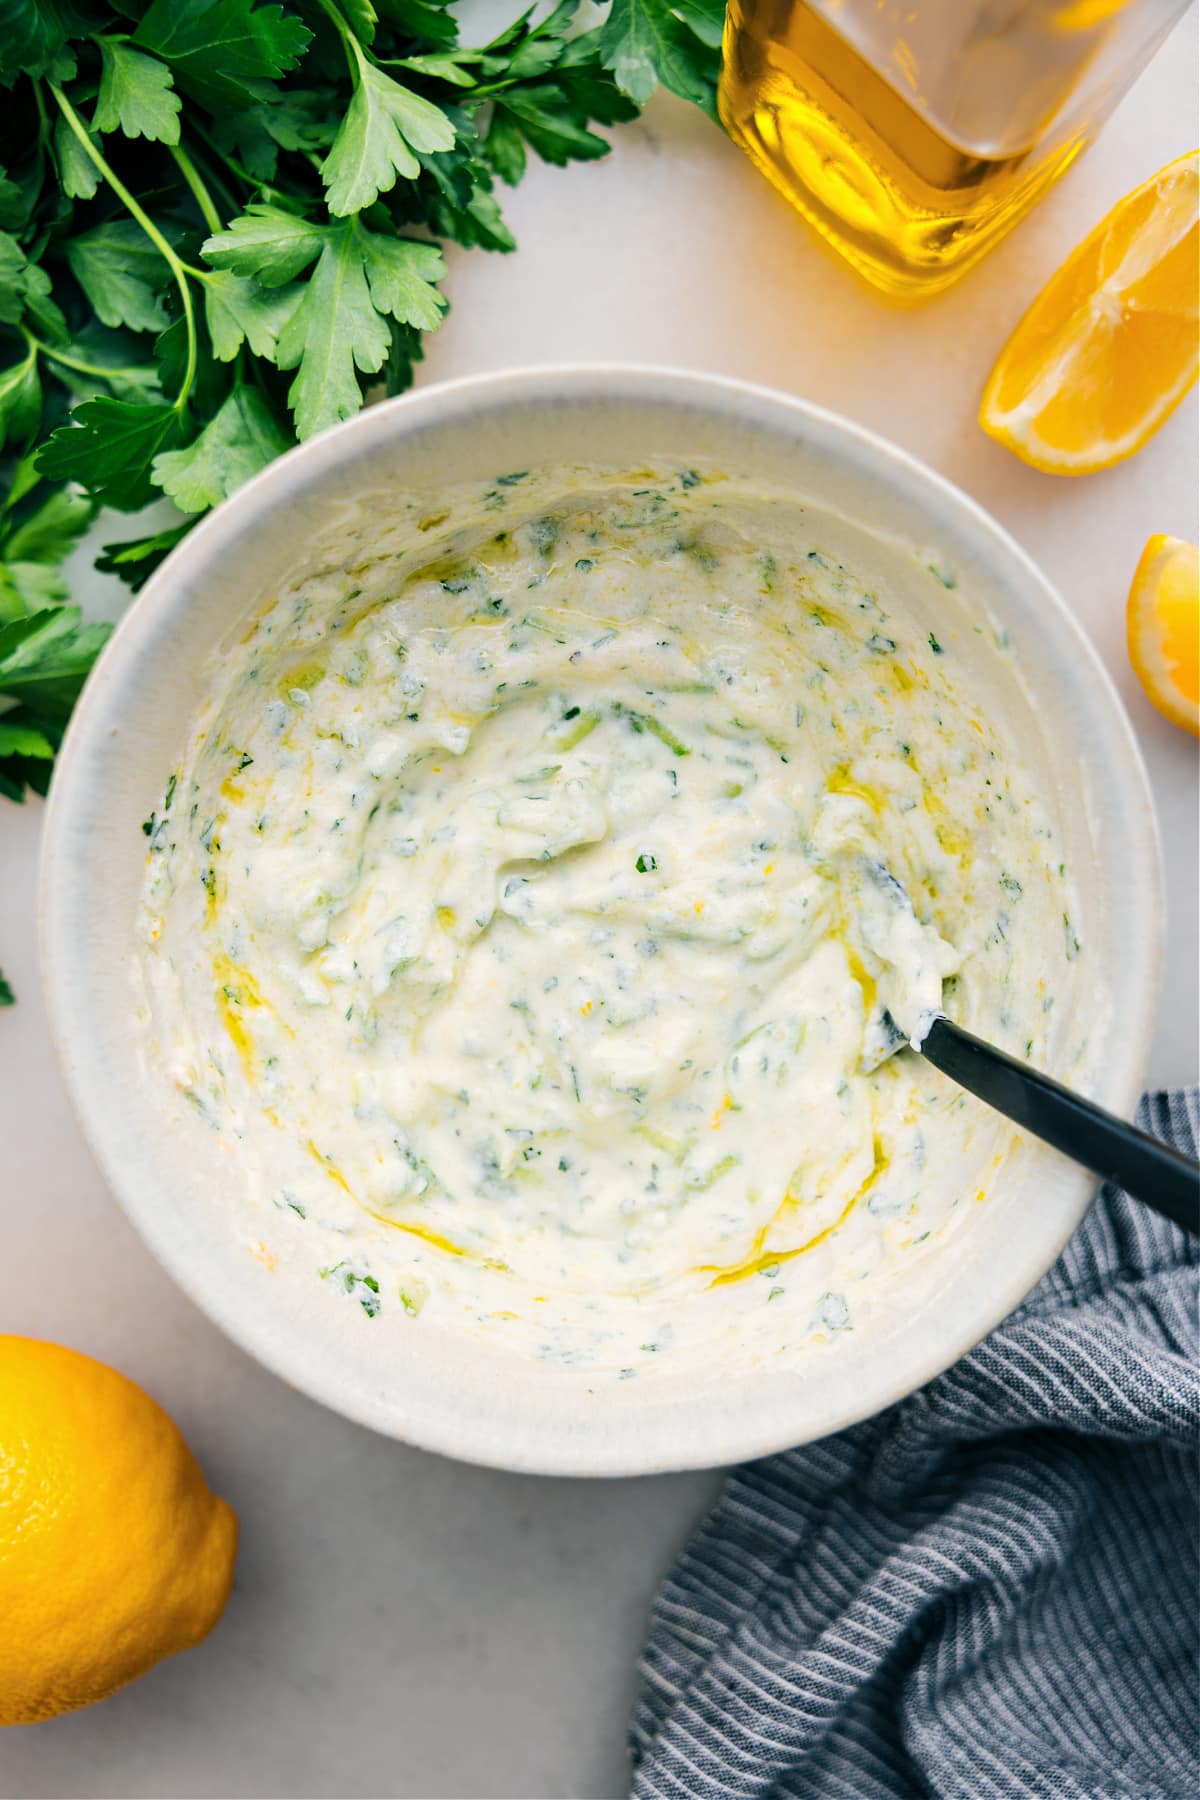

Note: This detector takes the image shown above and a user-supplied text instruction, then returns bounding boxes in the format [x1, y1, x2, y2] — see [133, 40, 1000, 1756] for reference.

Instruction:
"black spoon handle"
[920, 1017, 1199, 1235]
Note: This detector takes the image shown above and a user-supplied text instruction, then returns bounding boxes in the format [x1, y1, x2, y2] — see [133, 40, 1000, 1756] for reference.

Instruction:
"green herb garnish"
[615, 702, 689, 756]
[320, 1259, 381, 1318]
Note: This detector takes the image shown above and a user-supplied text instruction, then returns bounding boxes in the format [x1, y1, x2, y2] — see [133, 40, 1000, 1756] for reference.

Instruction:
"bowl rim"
[38, 363, 1164, 1475]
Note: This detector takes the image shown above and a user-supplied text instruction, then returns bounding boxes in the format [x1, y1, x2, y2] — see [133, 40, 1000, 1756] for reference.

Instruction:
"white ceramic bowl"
[40, 368, 1162, 1475]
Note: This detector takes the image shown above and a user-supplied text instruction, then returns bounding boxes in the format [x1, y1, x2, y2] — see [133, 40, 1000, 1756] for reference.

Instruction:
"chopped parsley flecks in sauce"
[137, 470, 1082, 1370]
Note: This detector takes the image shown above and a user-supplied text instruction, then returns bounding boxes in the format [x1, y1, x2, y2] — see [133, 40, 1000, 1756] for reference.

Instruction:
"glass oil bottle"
[719, 0, 1192, 296]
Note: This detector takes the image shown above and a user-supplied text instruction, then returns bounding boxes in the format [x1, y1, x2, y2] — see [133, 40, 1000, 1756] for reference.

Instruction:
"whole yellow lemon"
[0, 1336, 238, 1725]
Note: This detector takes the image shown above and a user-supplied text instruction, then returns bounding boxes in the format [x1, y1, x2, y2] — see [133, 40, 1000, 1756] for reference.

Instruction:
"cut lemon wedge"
[981, 151, 1199, 474]
[1127, 534, 1199, 736]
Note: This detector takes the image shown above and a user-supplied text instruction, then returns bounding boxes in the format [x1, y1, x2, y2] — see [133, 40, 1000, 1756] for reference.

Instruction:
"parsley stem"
[314, 0, 365, 81]
[169, 143, 223, 235]
[31, 80, 50, 187]
[48, 85, 197, 415]
[21, 331, 149, 386]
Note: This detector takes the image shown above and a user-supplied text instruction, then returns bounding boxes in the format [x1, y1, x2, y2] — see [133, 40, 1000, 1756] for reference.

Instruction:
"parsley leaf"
[66, 221, 171, 335]
[201, 204, 326, 286]
[154, 386, 291, 512]
[417, 141, 517, 251]
[132, 0, 313, 109]
[0, 0, 77, 88]
[359, 234, 447, 332]
[210, 88, 334, 181]
[492, 84, 618, 169]
[672, 2, 727, 49]
[230, 211, 447, 437]
[0, 233, 27, 325]
[0, 170, 26, 231]
[0, 607, 111, 700]
[20, 265, 67, 346]
[0, 604, 111, 800]
[599, 0, 721, 115]
[0, 485, 91, 625]
[0, 231, 55, 332]
[0, 719, 52, 758]
[322, 55, 456, 216]
[95, 522, 192, 591]
[3, 486, 93, 566]
[340, 0, 380, 46]
[40, 322, 162, 405]
[275, 221, 389, 438]
[94, 40, 182, 145]
[53, 113, 102, 199]
[203, 270, 303, 362]
[37, 398, 183, 510]
[0, 353, 40, 450]
[376, 1, 458, 50]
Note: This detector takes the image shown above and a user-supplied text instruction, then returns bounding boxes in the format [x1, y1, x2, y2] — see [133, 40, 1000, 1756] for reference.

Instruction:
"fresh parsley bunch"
[0, 0, 722, 837]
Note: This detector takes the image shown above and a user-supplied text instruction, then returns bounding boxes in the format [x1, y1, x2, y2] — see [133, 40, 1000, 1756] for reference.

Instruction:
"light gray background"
[2, 12, 1197, 1797]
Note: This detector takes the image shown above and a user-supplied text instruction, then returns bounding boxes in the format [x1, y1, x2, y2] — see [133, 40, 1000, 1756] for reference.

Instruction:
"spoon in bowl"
[858, 861, 1199, 1235]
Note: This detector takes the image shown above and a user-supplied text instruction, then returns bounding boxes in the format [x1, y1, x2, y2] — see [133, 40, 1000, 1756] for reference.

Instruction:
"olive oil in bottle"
[719, 0, 1190, 296]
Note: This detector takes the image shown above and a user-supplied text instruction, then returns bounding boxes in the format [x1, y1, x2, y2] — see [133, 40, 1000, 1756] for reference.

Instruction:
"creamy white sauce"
[137, 468, 1083, 1370]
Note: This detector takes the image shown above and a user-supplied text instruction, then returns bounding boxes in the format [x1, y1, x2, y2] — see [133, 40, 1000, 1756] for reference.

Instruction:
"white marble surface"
[2, 17, 1196, 1796]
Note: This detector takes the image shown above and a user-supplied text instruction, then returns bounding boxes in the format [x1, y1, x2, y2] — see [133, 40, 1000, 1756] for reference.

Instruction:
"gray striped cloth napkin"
[631, 1090, 1199, 1800]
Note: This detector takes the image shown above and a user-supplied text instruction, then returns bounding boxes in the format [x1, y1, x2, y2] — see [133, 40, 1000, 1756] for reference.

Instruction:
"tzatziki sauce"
[136, 468, 1084, 1372]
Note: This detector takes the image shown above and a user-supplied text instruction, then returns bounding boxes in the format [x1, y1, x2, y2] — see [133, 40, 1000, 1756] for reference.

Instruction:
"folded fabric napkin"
[631, 1090, 1199, 1800]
